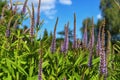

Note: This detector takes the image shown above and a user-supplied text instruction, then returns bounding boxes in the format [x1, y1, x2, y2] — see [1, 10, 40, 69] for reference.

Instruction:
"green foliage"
[0, 0, 120, 80]
[42, 29, 48, 41]
[0, 0, 7, 13]
[113, 41, 120, 53]
[100, 0, 120, 41]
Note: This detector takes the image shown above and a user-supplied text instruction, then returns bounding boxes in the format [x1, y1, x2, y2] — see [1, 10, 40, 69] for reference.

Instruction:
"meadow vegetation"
[0, 0, 120, 80]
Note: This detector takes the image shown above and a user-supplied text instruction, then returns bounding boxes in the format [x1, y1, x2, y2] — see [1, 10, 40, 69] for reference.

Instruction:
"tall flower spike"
[99, 20, 107, 78]
[91, 17, 94, 48]
[30, 3, 35, 38]
[73, 13, 77, 49]
[22, 0, 28, 14]
[88, 30, 92, 66]
[82, 19, 88, 49]
[88, 17, 95, 49]
[88, 29, 94, 67]
[96, 25, 102, 56]
[38, 56, 42, 80]
[60, 24, 66, 53]
[38, 42, 43, 80]
[50, 17, 59, 53]
[63, 22, 69, 54]
[88, 17, 95, 67]
[6, 16, 14, 38]
[65, 22, 69, 51]
[36, 0, 41, 26]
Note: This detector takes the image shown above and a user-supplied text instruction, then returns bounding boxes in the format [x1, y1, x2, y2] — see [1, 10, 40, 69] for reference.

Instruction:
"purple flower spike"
[38, 42, 43, 80]
[50, 37, 56, 53]
[96, 25, 102, 56]
[91, 17, 94, 48]
[36, 0, 41, 26]
[64, 22, 69, 52]
[82, 19, 88, 49]
[6, 16, 13, 38]
[38, 55, 42, 80]
[88, 30, 93, 67]
[30, 3, 35, 38]
[61, 22, 69, 54]
[88, 51, 93, 67]
[22, 0, 28, 14]
[73, 13, 77, 49]
[88, 17, 95, 67]
[99, 20, 107, 78]
[50, 17, 59, 53]
[88, 17, 95, 49]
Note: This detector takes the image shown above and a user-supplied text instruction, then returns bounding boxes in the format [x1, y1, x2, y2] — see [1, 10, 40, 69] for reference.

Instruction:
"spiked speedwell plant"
[0, 0, 120, 80]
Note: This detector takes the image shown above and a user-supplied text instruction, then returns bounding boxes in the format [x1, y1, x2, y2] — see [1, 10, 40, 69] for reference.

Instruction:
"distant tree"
[46, 31, 53, 48]
[58, 27, 73, 41]
[100, 0, 120, 42]
[49, 31, 53, 39]
[114, 0, 120, 9]
[42, 28, 48, 40]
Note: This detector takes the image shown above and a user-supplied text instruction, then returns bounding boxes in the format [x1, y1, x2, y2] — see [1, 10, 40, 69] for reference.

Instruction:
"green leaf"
[84, 68, 89, 75]
[6, 58, 28, 76]
[92, 57, 100, 65]
[4, 73, 12, 80]
[42, 60, 49, 69]
[74, 53, 84, 66]
[29, 58, 34, 77]
[22, 41, 30, 52]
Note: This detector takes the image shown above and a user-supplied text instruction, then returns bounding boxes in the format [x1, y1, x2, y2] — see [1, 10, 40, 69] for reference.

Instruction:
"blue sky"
[40, 0, 102, 39]
[12, 0, 102, 39]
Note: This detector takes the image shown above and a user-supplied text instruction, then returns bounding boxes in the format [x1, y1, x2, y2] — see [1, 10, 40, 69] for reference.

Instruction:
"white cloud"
[97, 14, 102, 19]
[59, 0, 72, 5]
[11, 0, 56, 19]
[28, 0, 56, 19]
[44, 9, 57, 19]
[41, 0, 56, 19]
[10, 0, 72, 19]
